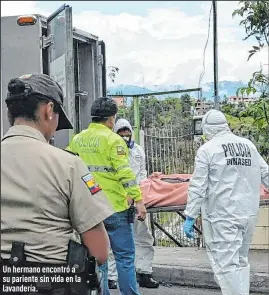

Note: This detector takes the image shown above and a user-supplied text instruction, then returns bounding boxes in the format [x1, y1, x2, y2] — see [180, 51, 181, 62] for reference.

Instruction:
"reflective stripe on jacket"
[67, 123, 142, 212]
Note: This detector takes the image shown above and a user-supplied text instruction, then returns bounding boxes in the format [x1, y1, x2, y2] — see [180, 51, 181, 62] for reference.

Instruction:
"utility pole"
[213, 0, 219, 110]
[133, 96, 140, 145]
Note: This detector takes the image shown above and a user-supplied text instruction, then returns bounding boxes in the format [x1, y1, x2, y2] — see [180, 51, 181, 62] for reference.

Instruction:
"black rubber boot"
[137, 273, 159, 288]
[108, 280, 117, 289]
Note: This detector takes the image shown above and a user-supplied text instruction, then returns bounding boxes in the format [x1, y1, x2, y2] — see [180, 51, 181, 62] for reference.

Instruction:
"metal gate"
[109, 92, 202, 247]
[142, 126, 202, 247]
[144, 127, 195, 175]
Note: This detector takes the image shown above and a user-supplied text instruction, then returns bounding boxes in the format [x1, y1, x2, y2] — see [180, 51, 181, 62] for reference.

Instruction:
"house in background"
[194, 99, 213, 115]
[112, 96, 125, 107]
[227, 96, 256, 105]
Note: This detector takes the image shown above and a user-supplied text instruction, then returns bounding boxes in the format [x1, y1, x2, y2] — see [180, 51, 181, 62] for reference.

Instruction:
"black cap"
[91, 97, 118, 118]
[5, 73, 73, 131]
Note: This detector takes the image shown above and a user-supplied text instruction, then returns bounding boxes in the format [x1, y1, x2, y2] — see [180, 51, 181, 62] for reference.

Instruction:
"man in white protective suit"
[183, 109, 269, 295]
[107, 118, 159, 290]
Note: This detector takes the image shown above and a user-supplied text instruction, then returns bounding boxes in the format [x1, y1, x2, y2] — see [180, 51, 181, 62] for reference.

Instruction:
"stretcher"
[140, 173, 269, 210]
[146, 200, 269, 213]
[140, 174, 269, 247]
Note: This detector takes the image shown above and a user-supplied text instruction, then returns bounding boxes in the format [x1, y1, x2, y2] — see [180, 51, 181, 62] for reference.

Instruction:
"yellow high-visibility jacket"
[67, 123, 142, 212]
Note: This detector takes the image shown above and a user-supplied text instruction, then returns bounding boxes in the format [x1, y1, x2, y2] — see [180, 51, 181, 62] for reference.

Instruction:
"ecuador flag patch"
[81, 173, 102, 195]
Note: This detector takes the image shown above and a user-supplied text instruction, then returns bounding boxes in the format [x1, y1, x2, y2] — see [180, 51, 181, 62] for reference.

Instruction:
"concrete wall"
[250, 206, 269, 250]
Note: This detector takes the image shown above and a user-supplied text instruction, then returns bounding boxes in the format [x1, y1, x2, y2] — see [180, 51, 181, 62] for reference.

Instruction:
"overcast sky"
[1, 1, 267, 88]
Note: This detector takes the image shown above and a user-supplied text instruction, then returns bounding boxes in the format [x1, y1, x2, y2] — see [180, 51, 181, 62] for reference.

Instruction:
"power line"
[213, 0, 219, 110]
[198, 3, 213, 92]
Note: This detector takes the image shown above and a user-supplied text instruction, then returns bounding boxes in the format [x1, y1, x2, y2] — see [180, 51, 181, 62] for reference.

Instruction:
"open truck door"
[47, 4, 75, 148]
[1, 4, 106, 145]
[47, 4, 107, 148]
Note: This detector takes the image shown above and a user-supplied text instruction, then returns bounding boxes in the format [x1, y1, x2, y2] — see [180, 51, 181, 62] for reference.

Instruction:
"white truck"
[1, 4, 107, 148]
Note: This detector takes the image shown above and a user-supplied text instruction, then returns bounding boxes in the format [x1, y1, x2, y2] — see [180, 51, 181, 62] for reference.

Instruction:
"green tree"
[237, 70, 269, 99]
[236, 69, 269, 159]
[223, 95, 228, 104]
[107, 66, 119, 83]
[232, 1, 269, 159]
[221, 102, 234, 115]
[181, 94, 192, 118]
[106, 66, 119, 95]
[117, 105, 131, 120]
[233, 0, 269, 60]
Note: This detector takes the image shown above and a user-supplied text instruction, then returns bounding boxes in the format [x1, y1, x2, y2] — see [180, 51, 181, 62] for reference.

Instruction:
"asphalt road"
[110, 285, 263, 295]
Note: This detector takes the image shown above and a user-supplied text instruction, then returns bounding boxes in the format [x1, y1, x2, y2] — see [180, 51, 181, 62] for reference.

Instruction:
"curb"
[153, 264, 269, 293]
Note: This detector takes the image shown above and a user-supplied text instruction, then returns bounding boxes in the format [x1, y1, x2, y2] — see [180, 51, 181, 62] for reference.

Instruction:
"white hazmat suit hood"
[201, 109, 231, 141]
[114, 118, 147, 183]
[185, 109, 269, 295]
[114, 118, 133, 134]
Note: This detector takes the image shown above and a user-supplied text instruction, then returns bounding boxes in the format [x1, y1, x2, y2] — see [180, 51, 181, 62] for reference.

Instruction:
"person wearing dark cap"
[1, 73, 114, 294]
[67, 97, 146, 295]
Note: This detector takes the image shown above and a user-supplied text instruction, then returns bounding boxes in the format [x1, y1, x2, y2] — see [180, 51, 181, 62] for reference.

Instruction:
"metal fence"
[144, 128, 195, 175]
[147, 207, 203, 248]
[142, 127, 201, 247]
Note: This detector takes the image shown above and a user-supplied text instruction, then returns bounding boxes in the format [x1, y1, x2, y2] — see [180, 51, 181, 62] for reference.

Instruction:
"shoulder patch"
[81, 173, 102, 195]
[63, 149, 79, 156]
[117, 145, 126, 155]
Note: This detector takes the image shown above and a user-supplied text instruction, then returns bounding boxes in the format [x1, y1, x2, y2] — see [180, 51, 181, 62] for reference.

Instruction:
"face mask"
[121, 135, 134, 149]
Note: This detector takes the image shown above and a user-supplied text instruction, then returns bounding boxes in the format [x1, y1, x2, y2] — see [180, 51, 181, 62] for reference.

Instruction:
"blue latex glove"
[183, 216, 195, 239]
